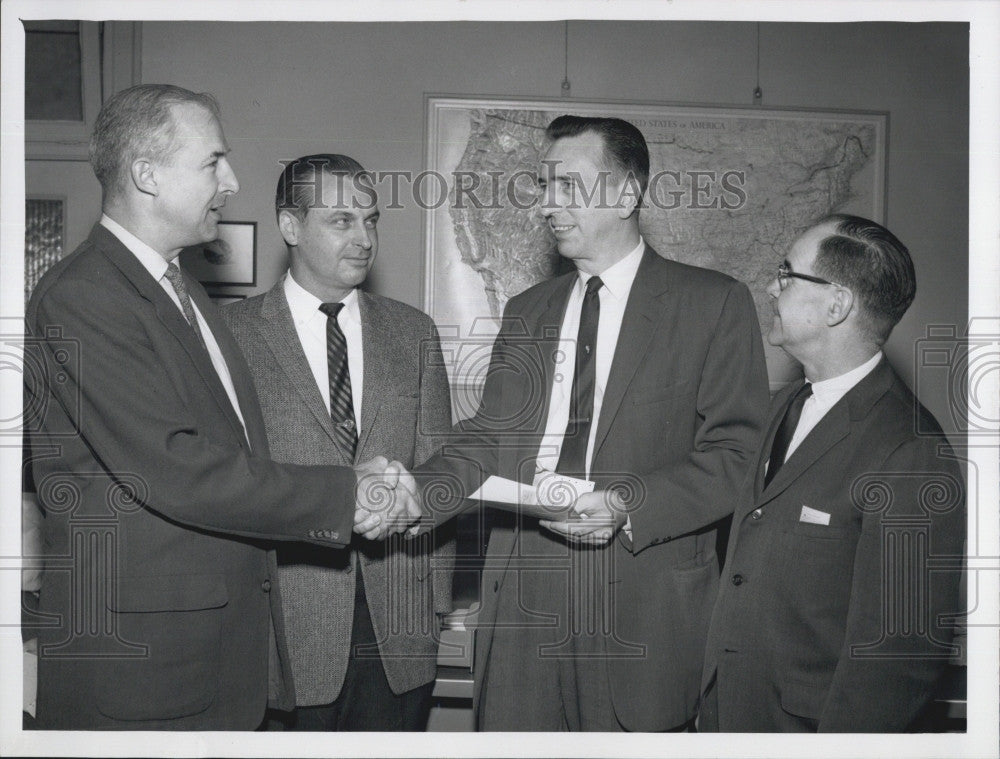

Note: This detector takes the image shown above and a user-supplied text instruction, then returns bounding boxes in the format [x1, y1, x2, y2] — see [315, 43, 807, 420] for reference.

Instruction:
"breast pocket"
[95, 574, 229, 721]
[790, 521, 849, 540]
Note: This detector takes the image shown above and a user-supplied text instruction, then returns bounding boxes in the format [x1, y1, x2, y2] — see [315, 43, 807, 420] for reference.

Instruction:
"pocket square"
[799, 505, 831, 526]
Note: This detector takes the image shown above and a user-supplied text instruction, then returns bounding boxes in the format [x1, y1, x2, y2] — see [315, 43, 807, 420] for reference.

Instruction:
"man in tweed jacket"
[222, 154, 453, 730]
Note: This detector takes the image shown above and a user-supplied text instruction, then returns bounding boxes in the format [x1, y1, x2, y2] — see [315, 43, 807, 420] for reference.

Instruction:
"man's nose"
[539, 188, 557, 217]
[218, 158, 239, 195]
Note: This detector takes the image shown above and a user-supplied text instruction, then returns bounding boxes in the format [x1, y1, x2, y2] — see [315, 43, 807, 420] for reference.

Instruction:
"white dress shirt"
[283, 273, 364, 432]
[536, 238, 646, 478]
[100, 215, 249, 441]
[783, 350, 883, 462]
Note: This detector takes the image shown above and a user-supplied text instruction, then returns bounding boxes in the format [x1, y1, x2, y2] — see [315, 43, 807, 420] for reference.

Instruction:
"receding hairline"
[161, 101, 229, 149]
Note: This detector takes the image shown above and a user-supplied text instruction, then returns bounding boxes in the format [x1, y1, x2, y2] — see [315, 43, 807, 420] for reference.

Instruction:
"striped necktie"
[163, 262, 207, 349]
[319, 301, 358, 457]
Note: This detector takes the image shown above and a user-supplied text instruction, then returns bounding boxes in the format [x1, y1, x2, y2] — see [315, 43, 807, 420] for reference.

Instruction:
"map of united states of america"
[447, 107, 878, 338]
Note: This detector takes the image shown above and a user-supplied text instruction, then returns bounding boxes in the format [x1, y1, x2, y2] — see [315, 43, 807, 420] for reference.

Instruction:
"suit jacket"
[419, 246, 769, 730]
[700, 358, 966, 732]
[24, 224, 356, 729]
[221, 280, 454, 704]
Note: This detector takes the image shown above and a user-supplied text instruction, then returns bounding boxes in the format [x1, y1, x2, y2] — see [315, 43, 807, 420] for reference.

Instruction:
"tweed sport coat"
[222, 280, 454, 703]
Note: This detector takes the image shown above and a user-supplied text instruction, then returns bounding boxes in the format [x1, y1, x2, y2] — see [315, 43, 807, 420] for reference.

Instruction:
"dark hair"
[274, 153, 372, 220]
[89, 84, 221, 201]
[814, 214, 916, 344]
[545, 115, 650, 201]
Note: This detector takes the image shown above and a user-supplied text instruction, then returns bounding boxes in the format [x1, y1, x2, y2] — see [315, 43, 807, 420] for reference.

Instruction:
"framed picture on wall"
[423, 95, 887, 404]
[180, 221, 257, 287]
[207, 292, 246, 306]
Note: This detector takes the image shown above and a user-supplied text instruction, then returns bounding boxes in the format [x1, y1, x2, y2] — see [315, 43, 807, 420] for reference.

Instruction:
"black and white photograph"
[180, 220, 257, 287]
[2, 1, 997, 758]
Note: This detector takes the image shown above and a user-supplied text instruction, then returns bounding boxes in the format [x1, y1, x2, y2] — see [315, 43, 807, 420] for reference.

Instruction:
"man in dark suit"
[221, 154, 454, 731]
[698, 215, 966, 732]
[24, 85, 416, 730]
[416, 115, 769, 731]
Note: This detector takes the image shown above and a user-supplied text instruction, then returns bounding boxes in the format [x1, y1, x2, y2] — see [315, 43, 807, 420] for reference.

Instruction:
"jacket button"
[751, 508, 763, 520]
[731, 574, 744, 586]
[261, 579, 271, 592]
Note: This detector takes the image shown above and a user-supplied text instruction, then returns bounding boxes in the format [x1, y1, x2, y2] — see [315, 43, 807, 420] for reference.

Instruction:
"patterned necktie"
[555, 275, 603, 477]
[163, 262, 206, 348]
[764, 382, 813, 487]
[318, 302, 358, 457]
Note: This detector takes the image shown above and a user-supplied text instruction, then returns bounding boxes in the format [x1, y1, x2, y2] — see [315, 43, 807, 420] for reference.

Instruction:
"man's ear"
[277, 209, 301, 246]
[826, 286, 855, 327]
[616, 175, 643, 219]
[131, 159, 158, 196]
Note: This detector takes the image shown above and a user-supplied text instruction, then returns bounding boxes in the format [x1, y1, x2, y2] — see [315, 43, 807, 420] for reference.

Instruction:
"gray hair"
[89, 83, 221, 201]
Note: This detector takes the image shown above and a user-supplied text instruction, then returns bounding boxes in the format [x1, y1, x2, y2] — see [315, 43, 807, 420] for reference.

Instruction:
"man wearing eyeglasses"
[697, 214, 966, 732]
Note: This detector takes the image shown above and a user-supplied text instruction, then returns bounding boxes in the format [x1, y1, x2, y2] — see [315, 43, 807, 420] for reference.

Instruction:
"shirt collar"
[284, 272, 360, 326]
[576, 237, 645, 300]
[808, 350, 883, 399]
[100, 214, 172, 282]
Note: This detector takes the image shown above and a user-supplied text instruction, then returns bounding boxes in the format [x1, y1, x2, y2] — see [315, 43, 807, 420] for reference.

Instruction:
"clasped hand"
[353, 456, 422, 540]
[539, 490, 628, 545]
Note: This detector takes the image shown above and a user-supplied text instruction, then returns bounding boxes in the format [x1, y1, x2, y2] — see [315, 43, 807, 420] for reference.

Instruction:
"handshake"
[353, 456, 424, 540]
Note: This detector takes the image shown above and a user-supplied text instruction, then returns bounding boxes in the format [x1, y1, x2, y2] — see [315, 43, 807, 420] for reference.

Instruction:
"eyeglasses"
[777, 262, 841, 291]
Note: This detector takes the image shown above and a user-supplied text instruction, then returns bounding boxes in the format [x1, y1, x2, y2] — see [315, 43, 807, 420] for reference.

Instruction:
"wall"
[25, 161, 101, 250]
[88, 20, 968, 428]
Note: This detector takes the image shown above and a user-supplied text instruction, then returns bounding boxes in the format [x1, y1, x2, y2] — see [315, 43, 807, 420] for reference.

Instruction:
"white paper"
[469, 473, 595, 521]
[469, 475, 539, 506]
[799, 505, 832, 525]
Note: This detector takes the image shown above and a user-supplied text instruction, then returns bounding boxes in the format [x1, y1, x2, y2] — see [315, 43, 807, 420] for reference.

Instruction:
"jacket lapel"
[592, 247, 668, 462]
[185, 275, 270, 453]
[755, 357, 895, 507]
[750, 383, 797, 499]
[516, 273, 576, 473]
[96, 226, 251, 449]
[755, 401, 850, 505]
[257, 282, 343, 449]
[356, 291, 396, 460]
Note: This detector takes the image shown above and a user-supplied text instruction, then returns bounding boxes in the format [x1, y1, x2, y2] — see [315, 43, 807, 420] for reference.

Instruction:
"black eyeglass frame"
[777, 262, 842, 290]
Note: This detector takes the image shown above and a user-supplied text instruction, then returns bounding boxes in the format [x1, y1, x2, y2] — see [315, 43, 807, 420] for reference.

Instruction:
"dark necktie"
[318, 302, 358, 457]
[764, 382, 813, 488]
[555, 275, 603, 477]
[164, 262, 206, 348]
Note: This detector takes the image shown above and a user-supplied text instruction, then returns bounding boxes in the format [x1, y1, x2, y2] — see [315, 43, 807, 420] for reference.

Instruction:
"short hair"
[274, 154, 372, 220]
[545, 115, 650, 200]
[89, 84, 221, 201]
[813, 214, 917, 344]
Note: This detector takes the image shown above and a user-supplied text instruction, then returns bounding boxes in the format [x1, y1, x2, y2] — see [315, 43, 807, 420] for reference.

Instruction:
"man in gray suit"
[415, 116, 769, 731]
[222, 154, 454, 731]
[698, 215, 965, 731]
